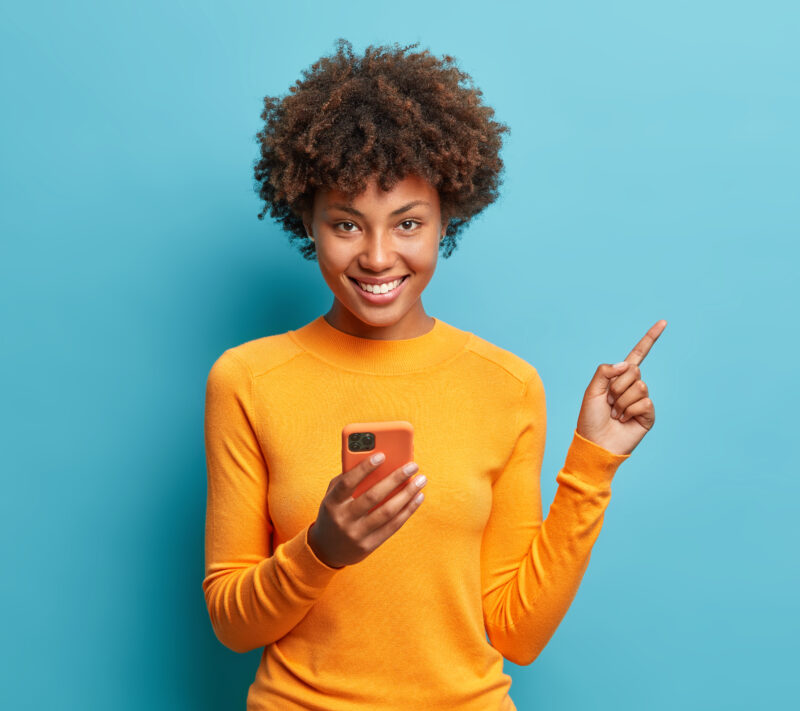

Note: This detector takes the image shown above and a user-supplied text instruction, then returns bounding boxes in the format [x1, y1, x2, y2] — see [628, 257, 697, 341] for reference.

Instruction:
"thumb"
[586, 361, 629, 397]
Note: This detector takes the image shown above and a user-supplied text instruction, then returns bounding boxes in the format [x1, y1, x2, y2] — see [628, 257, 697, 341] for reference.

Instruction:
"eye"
[398, 219, 420, 231]
[335, 221, 358, 232]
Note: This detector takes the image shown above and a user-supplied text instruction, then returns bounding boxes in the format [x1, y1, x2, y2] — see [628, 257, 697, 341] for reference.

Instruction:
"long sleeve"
[480, 369, 630, 666]
[202, 349, 342, 654]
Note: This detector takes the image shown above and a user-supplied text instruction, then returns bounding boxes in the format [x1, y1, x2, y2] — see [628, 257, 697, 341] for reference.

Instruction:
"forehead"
[316, 174, 440, 212]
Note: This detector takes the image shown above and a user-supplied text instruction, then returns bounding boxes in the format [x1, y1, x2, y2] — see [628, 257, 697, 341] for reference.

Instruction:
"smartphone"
[342, 420, 414, 513]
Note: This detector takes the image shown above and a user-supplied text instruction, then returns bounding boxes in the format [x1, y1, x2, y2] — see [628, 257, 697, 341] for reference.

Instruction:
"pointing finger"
[623, 319, 667, 366]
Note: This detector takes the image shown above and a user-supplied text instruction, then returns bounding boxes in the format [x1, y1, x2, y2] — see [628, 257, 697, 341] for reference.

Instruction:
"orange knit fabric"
[203, 315, 630, 710]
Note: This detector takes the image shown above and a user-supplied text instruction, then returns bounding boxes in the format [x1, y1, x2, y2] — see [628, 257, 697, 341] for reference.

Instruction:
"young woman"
[203, 39, 666, 711]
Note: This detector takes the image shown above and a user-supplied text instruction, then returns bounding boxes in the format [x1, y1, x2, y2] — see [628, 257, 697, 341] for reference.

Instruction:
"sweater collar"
[288, 315, 470, 374]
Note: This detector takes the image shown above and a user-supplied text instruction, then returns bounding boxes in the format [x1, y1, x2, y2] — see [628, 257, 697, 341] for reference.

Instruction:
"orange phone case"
[342, 420, 414, 511]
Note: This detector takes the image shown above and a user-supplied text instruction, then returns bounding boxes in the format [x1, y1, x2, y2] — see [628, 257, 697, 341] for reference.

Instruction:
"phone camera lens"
[348, 432, 375, 452]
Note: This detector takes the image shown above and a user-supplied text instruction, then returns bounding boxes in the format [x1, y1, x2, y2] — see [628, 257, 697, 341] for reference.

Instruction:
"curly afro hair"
[253, 38, 509, 260]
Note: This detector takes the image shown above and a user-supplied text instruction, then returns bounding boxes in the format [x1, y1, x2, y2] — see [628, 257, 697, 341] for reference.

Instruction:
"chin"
[351, 307, 406, 326]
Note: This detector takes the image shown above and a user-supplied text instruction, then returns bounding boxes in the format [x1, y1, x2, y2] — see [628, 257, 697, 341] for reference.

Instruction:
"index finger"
[623, 319, 667, 366]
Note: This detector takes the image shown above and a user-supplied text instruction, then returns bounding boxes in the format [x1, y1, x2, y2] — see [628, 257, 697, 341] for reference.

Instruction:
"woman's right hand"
[307, 452, 427, 569]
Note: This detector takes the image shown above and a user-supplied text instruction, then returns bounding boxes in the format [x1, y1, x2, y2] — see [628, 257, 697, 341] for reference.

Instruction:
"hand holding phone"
[344, 421, 414, 507]
[307, 421, 425, 569]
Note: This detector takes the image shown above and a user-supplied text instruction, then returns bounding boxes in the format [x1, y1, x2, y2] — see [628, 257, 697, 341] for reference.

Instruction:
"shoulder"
[206, 331, 304, 386]
[449, 324, 546, 421]
[457, 326, 542, 390]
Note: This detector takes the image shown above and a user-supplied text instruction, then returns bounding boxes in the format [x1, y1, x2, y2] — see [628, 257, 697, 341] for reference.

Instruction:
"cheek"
[316, 249, 348, 279]
[315, 257, 346, 292]
[405, 238, 439, 266]
[408, 254, 438, 289]
[415, 246, 440, 277]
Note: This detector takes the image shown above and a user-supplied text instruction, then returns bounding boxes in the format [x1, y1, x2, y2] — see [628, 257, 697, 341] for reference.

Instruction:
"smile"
[348, 275, 409, 303]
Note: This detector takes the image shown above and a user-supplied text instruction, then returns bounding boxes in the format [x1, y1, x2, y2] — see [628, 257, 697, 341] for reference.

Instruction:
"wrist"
[563, 429, 631, 487]
[307, 522, 343, 569]
[307, 522, 323, 558]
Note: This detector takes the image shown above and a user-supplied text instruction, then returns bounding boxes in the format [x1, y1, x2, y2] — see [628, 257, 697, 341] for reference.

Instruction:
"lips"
[348, 275, 409, 303]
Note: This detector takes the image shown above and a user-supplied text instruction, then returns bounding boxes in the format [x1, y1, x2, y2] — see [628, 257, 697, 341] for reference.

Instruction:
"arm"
[480, 370, 629, 666]
[202, 350, 342, 653]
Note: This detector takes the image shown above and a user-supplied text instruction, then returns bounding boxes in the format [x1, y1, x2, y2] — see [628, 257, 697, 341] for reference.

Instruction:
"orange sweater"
[203, 315, 629, 710]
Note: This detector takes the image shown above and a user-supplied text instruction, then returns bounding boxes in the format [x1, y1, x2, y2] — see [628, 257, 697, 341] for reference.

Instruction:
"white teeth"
[356, 277, 404, 294]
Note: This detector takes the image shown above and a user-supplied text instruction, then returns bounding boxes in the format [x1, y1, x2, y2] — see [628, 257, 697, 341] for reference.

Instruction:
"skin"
[302, 173, 666, 567]
[577, 319, 667, 455]
[303, 173, 448, 566]
[302, 173, 447, 341]
[302, 172, 666, 455]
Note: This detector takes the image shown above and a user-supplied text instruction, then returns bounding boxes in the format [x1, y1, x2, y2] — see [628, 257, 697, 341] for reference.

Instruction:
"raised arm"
[202, 350, 342, 653]
[480, 369, 629, 665]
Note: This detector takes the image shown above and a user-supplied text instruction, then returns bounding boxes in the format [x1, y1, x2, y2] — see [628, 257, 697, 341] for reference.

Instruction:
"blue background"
[2, 1, 797, 708]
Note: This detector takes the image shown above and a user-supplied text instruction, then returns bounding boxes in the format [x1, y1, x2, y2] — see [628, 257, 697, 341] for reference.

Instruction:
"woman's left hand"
[575, 320, 667, 455]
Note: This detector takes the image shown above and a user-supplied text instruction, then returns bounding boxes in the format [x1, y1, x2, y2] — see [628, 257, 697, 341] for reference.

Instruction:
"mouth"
[347, 275, 410, 303]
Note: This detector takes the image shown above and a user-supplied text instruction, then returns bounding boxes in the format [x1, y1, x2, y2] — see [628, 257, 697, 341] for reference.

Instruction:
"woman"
[203, 39, 666, 710]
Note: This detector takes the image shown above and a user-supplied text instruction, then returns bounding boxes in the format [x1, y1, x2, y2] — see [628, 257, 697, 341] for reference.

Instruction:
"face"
[302, 173, 447, 340]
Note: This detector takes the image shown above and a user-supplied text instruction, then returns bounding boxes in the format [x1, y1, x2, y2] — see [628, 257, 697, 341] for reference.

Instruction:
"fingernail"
[614, 361, 627, 368]
[611, 408, 618, 418]
[414, 474, 427, 488]
[607, 394, 614, 405]
[371, 452, 385, 464]
[403, 462, 419, 475]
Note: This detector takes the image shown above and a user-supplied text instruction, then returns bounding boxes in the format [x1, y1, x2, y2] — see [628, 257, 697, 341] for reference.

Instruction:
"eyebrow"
[327, 200, 431, 218]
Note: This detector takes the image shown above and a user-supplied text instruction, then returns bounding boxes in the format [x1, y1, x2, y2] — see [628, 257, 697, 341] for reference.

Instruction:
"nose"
[357, 230, 396, 273]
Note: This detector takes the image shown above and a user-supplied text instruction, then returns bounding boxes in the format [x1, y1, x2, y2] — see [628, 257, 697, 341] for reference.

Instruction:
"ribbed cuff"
[272, 523, 344, 590]
[562, 429, 631, 488]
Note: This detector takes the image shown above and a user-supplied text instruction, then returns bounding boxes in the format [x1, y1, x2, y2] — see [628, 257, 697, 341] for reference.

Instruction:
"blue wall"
[2, 1, 797, 708]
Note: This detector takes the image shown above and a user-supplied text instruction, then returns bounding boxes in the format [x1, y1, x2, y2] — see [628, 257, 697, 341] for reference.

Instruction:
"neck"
[325, 299, 435, 341]
[289, 313, 469, 375]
